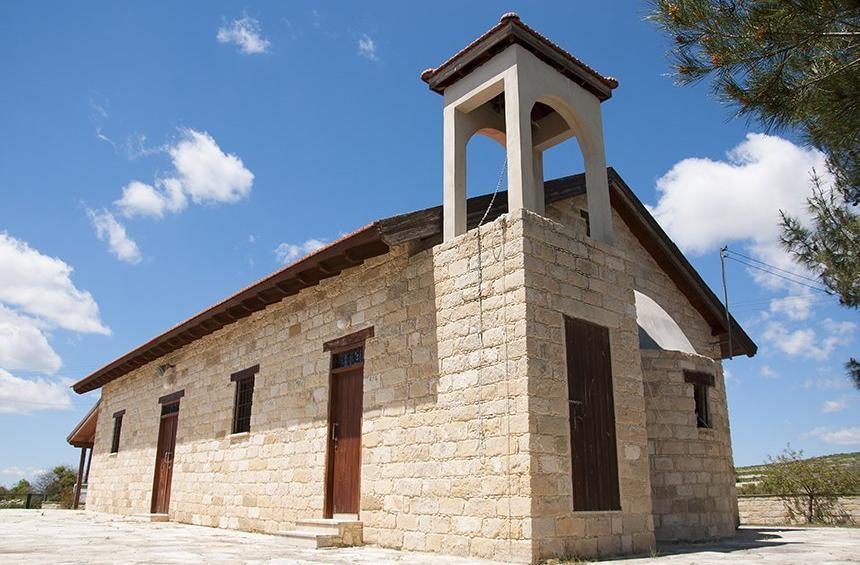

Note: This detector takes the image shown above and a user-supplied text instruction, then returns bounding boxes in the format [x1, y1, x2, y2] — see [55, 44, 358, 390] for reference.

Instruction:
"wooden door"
[151, 405, 179, 514]
[565, 316, 621, 511]
[326, 354, 364, 516]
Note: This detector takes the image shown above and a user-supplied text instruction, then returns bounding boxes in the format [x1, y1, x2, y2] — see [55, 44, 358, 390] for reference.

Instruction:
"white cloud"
[357, 34, 378, 61]
[804, 376, 851, 390]
[769, 291, 816, 321]
[803, 426, 860, 446]
[0, 465, 46, 479]
[652, 134, 826, 257]
[0, 368, 72, 415]
[0, 305, 61, 374]
[167, 129, 254, 205]
[0, 235, 105, 415]
[822, 396, 850, 413]
[0, 233, 109, 334]
[651, 133, 833, 308]
[274, 239, 327, 265]
[87, 209, 142, 265]
[759, 365, 778, 379]
[217, 16, 271, 54]
[93, 129, 253, 262]
[115, 179, 186, 219]
[761, 318, 855, 361]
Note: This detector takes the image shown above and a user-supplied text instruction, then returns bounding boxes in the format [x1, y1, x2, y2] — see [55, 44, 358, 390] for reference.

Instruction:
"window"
[332, 347, 363, 369]
[579, 209, 591, 237]
[693, 384, 710, 428]
[110, 410, 125, 453]
[684, 371, 715, 429]
[231, 365, 259, 434]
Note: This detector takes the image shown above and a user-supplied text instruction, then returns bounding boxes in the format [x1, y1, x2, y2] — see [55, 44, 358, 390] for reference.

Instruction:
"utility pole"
[720, 246, 733, 360]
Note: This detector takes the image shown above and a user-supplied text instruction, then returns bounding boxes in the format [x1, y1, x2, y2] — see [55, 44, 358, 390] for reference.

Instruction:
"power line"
[725, 256, 832, 294]
[723, 249, 825, 285]
[731, 294, 833, 307]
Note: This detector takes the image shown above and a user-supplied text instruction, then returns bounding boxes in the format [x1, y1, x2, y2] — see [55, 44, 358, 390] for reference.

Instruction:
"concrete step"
[277, 529, 342, 549]
[294, 518, 362, 536]
[279, 517, 363, 548]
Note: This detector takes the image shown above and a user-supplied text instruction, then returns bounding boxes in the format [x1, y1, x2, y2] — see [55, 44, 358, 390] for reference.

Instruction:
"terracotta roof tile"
[421, 13, 618, 94]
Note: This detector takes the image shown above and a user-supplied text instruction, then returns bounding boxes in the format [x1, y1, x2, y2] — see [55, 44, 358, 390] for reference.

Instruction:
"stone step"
[294, 518, 362, 536]
[277, 530, 342, 549]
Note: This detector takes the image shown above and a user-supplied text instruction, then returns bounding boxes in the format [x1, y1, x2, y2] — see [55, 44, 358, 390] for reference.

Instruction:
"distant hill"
[736, 452, 860, 494]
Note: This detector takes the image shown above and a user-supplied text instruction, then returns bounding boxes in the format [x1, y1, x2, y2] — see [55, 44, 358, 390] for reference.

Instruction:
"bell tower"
[421, 13, 618, 244]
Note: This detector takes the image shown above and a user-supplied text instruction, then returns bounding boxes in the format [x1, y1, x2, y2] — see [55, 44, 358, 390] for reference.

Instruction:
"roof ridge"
[421, 13, 618, 91]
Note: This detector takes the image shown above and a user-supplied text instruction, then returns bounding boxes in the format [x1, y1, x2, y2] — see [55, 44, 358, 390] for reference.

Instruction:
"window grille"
[333, 347, 363, 369]
[231, 371, 256, 434]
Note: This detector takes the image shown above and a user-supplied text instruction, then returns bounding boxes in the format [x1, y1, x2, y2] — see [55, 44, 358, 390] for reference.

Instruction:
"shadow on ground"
[653, 527, 803, 556]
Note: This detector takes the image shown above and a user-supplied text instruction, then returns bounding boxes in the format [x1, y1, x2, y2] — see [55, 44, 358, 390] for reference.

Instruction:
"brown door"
[565, 316, 621, 511]
[151, 404, 179, 514]
[325, 349, 364, 516]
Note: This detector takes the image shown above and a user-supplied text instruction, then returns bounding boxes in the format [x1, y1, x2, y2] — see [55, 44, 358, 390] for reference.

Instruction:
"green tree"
[848, 357, 860, 388]
[760, 446, 860, 524]
[35, 465, 77, 507]
[9, 479, 32, 494]
[649, 0, 859, 386]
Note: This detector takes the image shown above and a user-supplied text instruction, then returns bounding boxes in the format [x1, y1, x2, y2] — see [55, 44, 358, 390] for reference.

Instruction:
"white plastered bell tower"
[421, 13, 618, 244]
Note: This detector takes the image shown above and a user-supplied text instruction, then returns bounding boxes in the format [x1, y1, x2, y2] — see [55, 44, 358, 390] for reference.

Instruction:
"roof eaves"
[421, 13, 618, 99]
[72, 222, 387, 394]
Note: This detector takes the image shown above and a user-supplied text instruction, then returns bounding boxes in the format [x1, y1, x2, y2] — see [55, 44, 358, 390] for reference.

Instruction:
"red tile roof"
[421, 13, 618, 100]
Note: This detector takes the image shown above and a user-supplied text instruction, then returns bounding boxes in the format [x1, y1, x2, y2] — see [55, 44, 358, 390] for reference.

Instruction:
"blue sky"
[0, 1, 857, 485]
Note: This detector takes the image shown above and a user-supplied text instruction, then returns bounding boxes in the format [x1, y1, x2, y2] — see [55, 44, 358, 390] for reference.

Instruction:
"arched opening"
[466, 132, 507, 199]
[541, 137, 585, 184]
[634, 290, 698, 355]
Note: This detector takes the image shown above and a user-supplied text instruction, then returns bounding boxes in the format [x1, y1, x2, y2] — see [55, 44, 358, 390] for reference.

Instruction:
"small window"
[579, 209, 591, 237]
[333, 347, 363, 369]
[684, 371, 714, 429]
[693, 383, 711, 428]
[230, 365, 259, 434]
[110, 410, 125, 453]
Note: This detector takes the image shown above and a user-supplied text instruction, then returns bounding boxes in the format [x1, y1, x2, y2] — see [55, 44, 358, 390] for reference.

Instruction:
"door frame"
[150, 389, 184, 514]
[322, 327, 373, 518]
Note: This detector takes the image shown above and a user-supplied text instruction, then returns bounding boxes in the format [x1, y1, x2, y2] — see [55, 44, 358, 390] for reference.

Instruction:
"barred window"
[332, 347, 363, 369]
[231, 365, 259, 434]
[110, 410, 125, 453]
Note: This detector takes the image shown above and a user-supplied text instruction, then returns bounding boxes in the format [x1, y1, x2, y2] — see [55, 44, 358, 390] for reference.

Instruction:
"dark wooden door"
[327, 366, 364, 515]
[151, 409, 178, 514]
[565, 316, 621, 511]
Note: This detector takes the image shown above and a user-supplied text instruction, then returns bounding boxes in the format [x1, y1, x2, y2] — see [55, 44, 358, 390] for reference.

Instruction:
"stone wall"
[562, 195, 721, 359]
[642, 350, 737, 542]
[738, 495, 860, 525]
[87, 215, 534, 562]
[86, 194, 734, 563]
[521, 207, 655, 559]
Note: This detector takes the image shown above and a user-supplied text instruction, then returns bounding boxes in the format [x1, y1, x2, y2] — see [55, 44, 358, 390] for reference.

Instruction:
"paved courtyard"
[0, 510, 858, 564]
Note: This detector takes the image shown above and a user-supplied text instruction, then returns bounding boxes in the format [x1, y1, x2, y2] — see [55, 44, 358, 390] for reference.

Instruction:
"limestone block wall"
[519, 208, 655, 560]
[641, 350, 737, 541]
[559, 195, 722, 359]
[738, 495, 860, 525]
[85, 193, 736, 563]
[87, 216, 534, 562]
